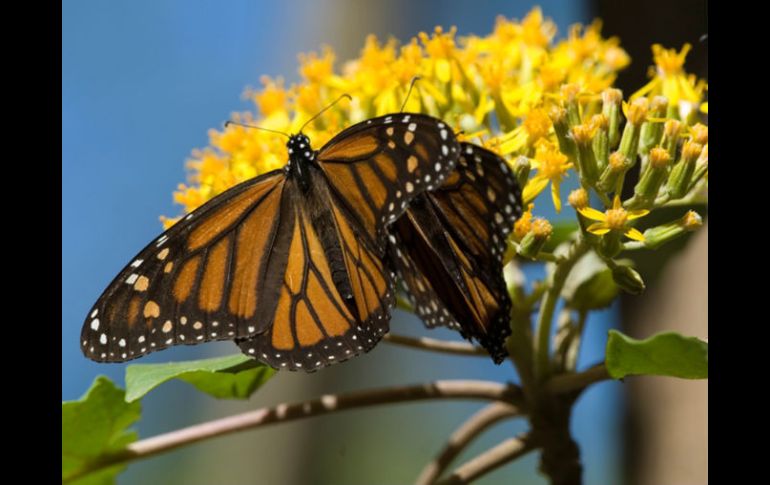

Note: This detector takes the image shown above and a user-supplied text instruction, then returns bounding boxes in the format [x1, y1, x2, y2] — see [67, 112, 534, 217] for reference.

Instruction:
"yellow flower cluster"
[164, 7, 707, 241]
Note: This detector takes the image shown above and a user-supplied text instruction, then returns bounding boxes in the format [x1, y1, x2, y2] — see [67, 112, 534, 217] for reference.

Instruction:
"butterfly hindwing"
[388, 143, 522, 363]
[317, 113, 460, 248]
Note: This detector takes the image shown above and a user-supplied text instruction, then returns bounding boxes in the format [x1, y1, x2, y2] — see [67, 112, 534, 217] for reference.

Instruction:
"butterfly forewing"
[388, 143, 522, 363]
[81, 170, 286, 362]
[317, 113, 460, 249]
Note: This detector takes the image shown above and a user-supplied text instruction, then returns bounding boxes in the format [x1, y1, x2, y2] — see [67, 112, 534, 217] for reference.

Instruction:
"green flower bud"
[561, 83, 582, 126]
[597, 152, 628, 193]
[611, 264, 646, 295]
[590, 114, 610, 172]
[571, 124, 600, 186]
[632, 147, 671, 207]
[642, 210, 702, 249]
[602, 88, 622, 147]
[517, 218, 552, 259]
[513, 155, 531, 189]
[549, 106, 576, 162]
[639, 96, 668, 156]
[666, 141, 703, 199]
[661, 119, 683, 161]
[618, 98, 649, 166]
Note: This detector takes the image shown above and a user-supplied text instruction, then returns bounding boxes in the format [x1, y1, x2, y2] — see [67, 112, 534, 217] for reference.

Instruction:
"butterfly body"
[81, 113, 460, 371]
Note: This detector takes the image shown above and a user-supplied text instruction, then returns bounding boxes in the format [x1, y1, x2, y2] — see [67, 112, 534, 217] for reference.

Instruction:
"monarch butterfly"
[80, 111, 460, 371]
[387, 143, 522, 363]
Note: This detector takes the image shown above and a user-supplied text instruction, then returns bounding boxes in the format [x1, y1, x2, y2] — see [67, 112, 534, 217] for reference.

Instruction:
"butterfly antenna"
[224, 120, 290, 139]
[400, 76, 421, 113]
[299, 94, 352, 133]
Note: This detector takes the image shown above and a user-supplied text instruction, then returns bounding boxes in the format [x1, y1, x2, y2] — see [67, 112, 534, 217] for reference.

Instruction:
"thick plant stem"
[531, 393, 583, 485]
[534, 238, 590, 382]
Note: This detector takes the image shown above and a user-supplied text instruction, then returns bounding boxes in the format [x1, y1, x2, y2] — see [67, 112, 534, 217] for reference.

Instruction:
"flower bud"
[602, 88, 623, 147]
[517, 218, 552, 259]
[667, 141, 703, 199]
[643, 210, 703, 249]
[571, 124, 600, 186]
[611, 264, 645, 295]
[561, 83, 582, 126]
[661, 119, 682, 161]
[597, 151, 628, 193]
[549, 106, 576, 161]
[639, 96, 668, 155]
[513, 156, 531, 189]
[590, 114, 610, 172]
[568, 188, 589, 210]
[633, 147, 671, 205]
[618, 98, 648, 166]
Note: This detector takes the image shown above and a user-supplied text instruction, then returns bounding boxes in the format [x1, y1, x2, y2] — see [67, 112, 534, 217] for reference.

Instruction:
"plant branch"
[434, 434, 535, 485]
[544, 363, 611, 394]
[66, 380, 522, 483]
[383, 333, 489, 357]
[534, 238, 590, 383]
[416, 402, 523, 485]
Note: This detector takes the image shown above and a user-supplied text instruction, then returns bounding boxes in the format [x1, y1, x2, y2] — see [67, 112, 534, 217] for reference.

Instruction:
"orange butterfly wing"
[388, 143, 522, 363]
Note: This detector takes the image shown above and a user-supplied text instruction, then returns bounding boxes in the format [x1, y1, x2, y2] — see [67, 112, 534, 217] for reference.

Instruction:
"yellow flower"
[579, 196, 649, 241]
[523, 140, 573, 212]
[632, 44, 706, 111]
[498, 108, 552, 154]
[419, 26, 457, 84]
[250, 76, 287, 117]
[299, 47, 336, 84]
[163, 9, 705, 231]
[514, 204, 535, 240]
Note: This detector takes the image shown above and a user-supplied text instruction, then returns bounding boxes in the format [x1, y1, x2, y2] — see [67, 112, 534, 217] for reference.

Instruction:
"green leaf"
[561, 251, 619, 311]
[606, 330, 708, 379]
[125, 354, 275, 402]
[62, 376, 141, 485]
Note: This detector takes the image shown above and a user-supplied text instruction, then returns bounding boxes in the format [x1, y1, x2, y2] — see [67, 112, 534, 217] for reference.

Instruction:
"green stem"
[565, 310, 587, 372]
[533, 238, 590, 383]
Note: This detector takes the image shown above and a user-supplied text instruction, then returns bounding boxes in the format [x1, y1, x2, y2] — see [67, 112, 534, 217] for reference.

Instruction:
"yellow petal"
[436, 59, 452, 83]
[624, 227, 646, 241]
[523, 177, 549, 204]
[551, 181, 562, 213]
[627, 209, 650, 220]
[498, 128, 527, 155]
[587, 223, 611, 235]
[578, 207, 607, 221]
[612, 195, 622, 210]
[700, 102, 708, 114]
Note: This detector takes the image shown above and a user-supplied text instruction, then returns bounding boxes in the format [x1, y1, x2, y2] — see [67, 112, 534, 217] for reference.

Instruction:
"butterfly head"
[286, 133, 315, 191]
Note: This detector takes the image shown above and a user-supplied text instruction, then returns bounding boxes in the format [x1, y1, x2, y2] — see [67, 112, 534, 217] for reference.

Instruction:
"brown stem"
[383, 333, 489, 357]
[416, 402, 523, 485]
[64, 380, 523, 484]
[544, 363, 610, 395]
[434, 434, 535, 485]
[531, 393, 583, 485]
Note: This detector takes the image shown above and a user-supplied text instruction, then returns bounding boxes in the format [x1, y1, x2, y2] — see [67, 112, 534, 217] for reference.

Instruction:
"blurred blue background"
[63, 1, 623, 483]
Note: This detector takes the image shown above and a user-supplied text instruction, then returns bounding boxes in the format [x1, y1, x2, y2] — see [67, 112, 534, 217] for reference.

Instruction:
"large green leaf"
[606, 330, 708, 379]
[62, 376, 141, 485]
[125, 354, 275, 402]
